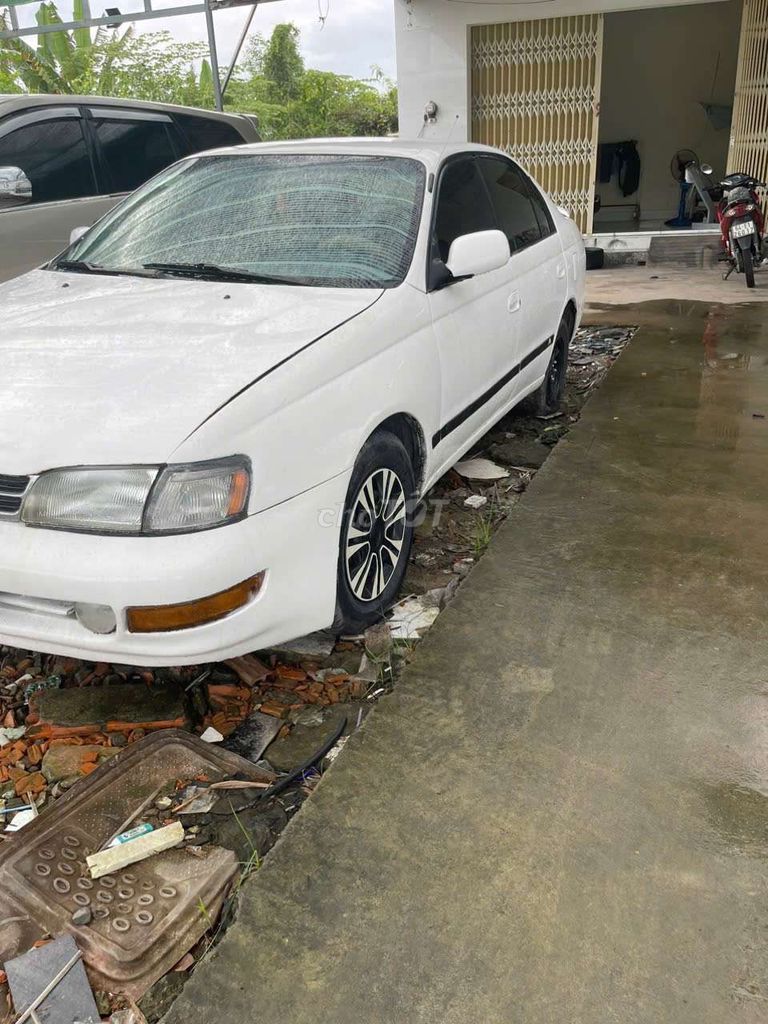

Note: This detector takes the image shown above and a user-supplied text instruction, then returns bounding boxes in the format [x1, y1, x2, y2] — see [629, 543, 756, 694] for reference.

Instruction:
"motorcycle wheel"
[743, 248, 755, 289]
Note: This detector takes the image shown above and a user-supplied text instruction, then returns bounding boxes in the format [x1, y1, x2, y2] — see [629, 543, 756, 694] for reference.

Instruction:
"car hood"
[0, 270, 381, 474]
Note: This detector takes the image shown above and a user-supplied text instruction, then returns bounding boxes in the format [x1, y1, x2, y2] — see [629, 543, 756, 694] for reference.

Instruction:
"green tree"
[0, 11, 398, 139]
[261, 23, 304, 103]
[0, 0, 135, 93]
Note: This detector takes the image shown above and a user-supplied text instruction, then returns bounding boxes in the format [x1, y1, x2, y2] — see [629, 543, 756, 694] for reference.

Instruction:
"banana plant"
[0, 0, 133, 93]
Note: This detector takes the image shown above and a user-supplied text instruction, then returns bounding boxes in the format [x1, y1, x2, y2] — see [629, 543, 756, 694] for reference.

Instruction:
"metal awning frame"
[0, 0, 283, 109]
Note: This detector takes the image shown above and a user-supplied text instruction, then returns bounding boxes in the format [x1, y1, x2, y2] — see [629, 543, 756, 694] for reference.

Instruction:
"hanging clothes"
[597, 140, 641, 196]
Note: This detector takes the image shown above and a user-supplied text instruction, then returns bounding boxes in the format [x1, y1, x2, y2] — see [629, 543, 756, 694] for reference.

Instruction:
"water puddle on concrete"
[699, 782, 768, 858]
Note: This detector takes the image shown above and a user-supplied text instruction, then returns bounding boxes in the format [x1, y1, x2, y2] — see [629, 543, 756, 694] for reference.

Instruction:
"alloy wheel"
[344, 468, 407, 602]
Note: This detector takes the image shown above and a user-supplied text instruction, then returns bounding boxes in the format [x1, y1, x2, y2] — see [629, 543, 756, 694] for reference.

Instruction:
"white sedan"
[0, 139, 584, 665]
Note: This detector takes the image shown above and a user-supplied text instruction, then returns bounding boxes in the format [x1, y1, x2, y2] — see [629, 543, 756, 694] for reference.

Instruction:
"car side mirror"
[445, 229, 509, 280]
[69, 225, 89, 246]
[0, 166, 32, 209]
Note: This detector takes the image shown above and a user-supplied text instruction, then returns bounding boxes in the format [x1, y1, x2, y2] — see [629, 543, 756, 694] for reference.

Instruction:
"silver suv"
[0, 94, 260, 281]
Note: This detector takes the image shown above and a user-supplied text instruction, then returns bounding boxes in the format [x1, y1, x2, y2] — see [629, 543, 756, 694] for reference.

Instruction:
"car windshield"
[63, 153, 426, 288]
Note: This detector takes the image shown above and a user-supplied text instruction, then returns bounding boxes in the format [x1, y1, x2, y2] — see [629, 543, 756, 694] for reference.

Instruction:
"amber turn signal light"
[126, 572, 264, 633]
[228, 468, 250, 517]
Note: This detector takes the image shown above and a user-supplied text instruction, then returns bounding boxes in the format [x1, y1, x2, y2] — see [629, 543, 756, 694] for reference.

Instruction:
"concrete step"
[648, 230, 722, 267]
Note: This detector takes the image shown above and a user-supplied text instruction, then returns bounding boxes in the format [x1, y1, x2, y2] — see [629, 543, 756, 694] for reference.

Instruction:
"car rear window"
[175, 113, 247, 153]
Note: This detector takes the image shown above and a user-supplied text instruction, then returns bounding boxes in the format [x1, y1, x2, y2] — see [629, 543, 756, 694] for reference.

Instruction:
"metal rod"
[0, 4, 208, 39]
[13, 951, 82, 1024]
[0, 0, 283, 40]
[204, 0, 224, 111]
[221, 2, 258, 98]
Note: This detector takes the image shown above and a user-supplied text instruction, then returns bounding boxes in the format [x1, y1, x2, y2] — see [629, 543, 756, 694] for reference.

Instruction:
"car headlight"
[21, 457, 250, 535]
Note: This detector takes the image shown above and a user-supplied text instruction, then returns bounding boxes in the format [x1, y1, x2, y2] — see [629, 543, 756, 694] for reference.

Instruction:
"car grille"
[0, 474, 30, 518]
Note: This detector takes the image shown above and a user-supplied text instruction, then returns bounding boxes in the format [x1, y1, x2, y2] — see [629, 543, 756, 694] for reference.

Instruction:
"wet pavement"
[166, 300, 768, 1024]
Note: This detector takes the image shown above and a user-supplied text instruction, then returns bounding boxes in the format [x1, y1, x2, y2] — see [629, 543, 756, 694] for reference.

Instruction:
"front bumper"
[0, 474, 348, 665]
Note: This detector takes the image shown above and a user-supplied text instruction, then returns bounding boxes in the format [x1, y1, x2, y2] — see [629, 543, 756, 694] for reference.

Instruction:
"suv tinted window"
[478, 156, 542, 251]
[433, 157, 497, 263]
[92, 116, 178, 193]
[175, 113, 245, 154]
[0, 117, 95, 204]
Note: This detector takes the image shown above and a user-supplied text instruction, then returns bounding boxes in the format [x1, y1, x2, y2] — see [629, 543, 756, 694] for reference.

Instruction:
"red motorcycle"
[713, 172, 766, 288]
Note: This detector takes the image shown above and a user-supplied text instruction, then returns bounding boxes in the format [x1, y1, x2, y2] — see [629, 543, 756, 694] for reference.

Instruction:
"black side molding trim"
[431, 334, 554, 448]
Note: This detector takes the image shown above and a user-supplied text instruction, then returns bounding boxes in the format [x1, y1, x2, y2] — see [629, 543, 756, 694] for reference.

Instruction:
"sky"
[8, 0, 398, 80]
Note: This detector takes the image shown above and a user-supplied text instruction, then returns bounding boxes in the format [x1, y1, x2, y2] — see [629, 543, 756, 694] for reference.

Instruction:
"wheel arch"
[364, 412, 428, 494]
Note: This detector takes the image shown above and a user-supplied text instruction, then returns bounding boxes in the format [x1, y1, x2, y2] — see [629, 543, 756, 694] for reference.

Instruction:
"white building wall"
[395, 0, 731, 142]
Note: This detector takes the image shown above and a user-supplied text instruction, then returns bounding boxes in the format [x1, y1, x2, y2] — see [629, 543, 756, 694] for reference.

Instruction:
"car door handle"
[556, 261, 566, 279]
[507, 292, 521, 313]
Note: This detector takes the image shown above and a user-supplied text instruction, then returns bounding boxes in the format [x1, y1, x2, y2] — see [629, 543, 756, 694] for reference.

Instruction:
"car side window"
[91, 114, 179, 194]
[523, 172, 555, 238]
[433, 156, 497, 264]
[477, 156, 543, 252]
[0, 116, 96, 204]
[175, 113, 246, 154]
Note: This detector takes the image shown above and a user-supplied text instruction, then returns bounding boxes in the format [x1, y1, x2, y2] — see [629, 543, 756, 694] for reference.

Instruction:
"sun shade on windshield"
[69, 154, 426, 288]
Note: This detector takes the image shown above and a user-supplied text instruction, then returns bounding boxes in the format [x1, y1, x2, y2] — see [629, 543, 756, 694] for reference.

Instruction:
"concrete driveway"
[167, 296, 768, 1024]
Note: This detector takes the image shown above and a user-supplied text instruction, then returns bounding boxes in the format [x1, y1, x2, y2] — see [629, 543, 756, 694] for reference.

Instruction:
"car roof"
[0, 93, 254, 127]
[197, 137, 507, 171]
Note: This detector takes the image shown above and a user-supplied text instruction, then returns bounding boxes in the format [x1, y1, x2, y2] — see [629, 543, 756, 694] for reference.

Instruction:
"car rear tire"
[523, 316, 571, 417]
[333, 431, 416, 635]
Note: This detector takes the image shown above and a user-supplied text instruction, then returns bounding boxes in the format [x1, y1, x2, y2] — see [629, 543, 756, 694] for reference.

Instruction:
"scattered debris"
[568, 324, 635, 395]
[454, 457, 509, 481]
[224, 655, 270, 687]
[30, 682, 188, 739]
[41, 743, 114, 784]
[87, 821, 185, 879]
[464, 494, 488, 509]
[199, 727, 224, 744]
[223, 711, 282, 763]
[388, 592, 443, 639]
[6, 935, 99, 1024]
[267, 631, 336, 658]
[0, 726, 26, 747]
[3, 800, 38, 833]
[264, 704, 353, 774]
[72, 905, 93, 927]
[0, 731, 273, 1000]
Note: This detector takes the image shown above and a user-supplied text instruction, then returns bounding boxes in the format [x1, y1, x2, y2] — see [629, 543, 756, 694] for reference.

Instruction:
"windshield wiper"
[53, 259, 113, 275]
[52, 259, 153, 278]
[142, 262, 305, 285]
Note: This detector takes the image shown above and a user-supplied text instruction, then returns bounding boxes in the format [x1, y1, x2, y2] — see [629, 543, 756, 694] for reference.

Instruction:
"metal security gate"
[470, 14, 604, 233]
[728, 0, 768, 213]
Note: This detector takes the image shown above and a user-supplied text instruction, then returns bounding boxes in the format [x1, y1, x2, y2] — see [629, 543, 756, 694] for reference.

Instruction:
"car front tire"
[333, 431, 416, 635]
